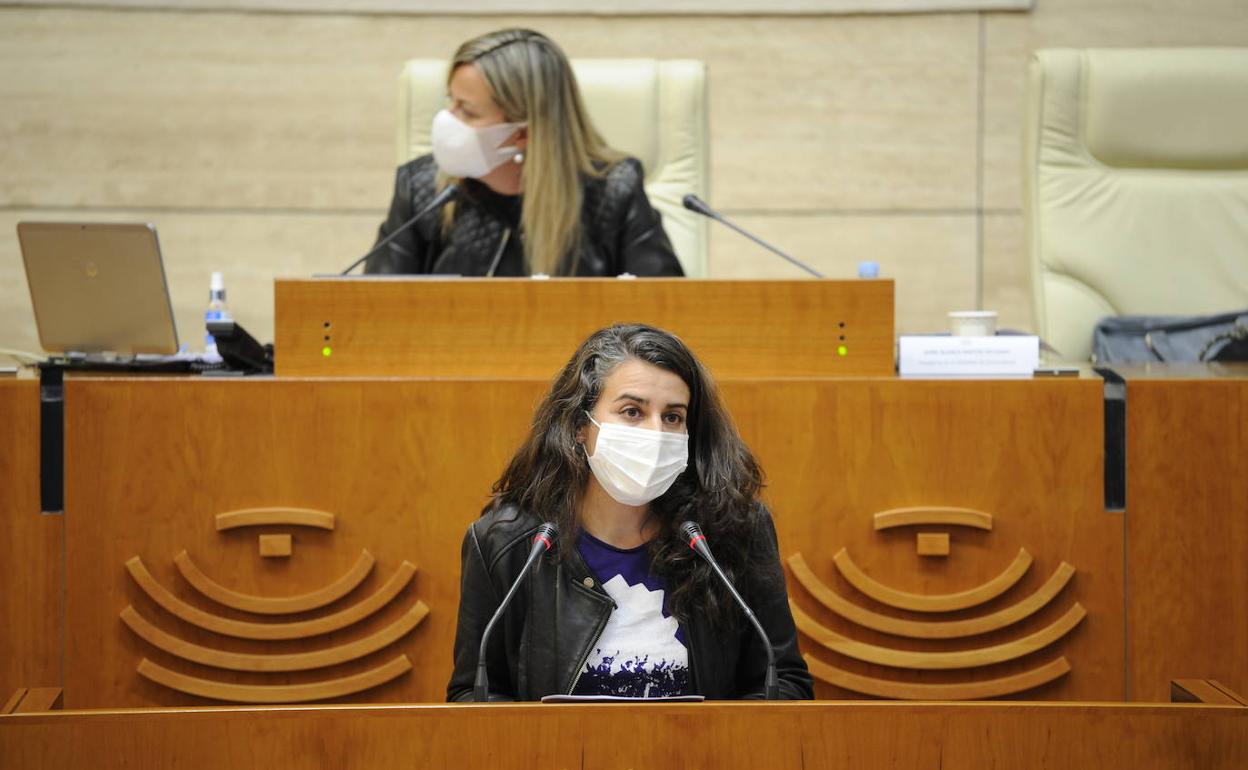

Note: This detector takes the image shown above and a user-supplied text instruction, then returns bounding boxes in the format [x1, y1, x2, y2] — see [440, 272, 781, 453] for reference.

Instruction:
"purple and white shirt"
[572, 532, 691, 698]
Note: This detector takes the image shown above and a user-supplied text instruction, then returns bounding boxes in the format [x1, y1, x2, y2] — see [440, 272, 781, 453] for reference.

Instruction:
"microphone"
[679, 520, 780, 700]
[340, 183, 460, 275]
[474, 521, 558, 702]
[682, 194, 824, 278]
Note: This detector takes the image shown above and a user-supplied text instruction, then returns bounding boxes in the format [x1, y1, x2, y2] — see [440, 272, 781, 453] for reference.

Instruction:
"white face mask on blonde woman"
[430, 109, 526, 179]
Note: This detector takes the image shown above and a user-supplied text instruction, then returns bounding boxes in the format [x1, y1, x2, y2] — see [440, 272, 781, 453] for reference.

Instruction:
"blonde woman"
[366, 29, 683, 277]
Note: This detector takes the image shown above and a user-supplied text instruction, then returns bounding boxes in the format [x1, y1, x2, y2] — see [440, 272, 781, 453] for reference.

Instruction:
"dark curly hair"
[483, 323, 765, 627]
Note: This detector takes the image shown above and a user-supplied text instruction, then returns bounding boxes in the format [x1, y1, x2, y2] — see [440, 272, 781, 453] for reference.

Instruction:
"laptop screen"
[17, 222, 180, 356]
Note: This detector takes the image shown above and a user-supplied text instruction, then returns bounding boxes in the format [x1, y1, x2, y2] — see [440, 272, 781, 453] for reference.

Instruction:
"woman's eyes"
[447, 99, 478, 120]
[617, 407, 684, 425]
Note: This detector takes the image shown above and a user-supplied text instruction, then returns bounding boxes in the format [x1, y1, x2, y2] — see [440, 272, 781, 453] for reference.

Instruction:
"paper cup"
[948, 310, 997, 337]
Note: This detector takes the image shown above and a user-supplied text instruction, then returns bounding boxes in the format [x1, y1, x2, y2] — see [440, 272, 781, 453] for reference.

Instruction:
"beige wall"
[2, 1, 1248, 357]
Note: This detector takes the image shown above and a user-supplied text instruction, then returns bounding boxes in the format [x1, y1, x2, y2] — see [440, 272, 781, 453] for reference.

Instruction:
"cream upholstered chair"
[397, 59, 709, 277]
[1023, 48, 1248, 361]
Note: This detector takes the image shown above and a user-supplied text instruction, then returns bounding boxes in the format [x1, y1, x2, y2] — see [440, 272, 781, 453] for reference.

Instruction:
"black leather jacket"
[447, 504, 814, 701]
[365, 155, 684, 277]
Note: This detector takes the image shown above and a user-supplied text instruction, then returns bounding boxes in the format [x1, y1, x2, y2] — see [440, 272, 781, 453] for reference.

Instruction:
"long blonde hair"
[442, 29, 622, 275]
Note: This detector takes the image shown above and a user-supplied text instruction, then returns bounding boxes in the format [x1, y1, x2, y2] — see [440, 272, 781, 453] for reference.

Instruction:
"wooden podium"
[274, 278, 896, 377]
[2, 701, 1245, 769]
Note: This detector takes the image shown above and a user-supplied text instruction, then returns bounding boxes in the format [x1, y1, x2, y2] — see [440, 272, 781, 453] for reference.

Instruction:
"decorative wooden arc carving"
[804, 654, 1072, 700]
[125, 557, 417, 640]
[788, 553, 1076, 639]
[215, 507, 335, 531]
[790, 601, 1086, 669]
[873, 507, 993, 531]
[120, 601, 428, 672]
[135, 654, 413, 704]
[3, 687, 64, 714]
[174, 549, 374, 615]
[833, 546, 1032, 612]
[1171, 679, 1248, 706]
[1, 689, 25, 714]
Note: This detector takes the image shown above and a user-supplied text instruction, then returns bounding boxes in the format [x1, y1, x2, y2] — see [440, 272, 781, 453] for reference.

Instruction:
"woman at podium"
[448, 324, 813, 701]
[367, 29, 683, 278]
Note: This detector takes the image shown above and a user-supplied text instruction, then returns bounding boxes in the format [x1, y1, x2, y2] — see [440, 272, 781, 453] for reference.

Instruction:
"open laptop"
[17, 222, 181, 360]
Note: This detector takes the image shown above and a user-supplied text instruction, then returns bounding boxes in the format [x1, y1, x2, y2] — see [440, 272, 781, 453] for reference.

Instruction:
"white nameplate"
[898, 335, 1040, 376]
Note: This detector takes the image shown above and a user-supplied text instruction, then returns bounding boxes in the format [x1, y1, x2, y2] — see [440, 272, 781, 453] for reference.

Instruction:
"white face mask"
[584, 413, 689, 507]
[430, 108, 525, 179]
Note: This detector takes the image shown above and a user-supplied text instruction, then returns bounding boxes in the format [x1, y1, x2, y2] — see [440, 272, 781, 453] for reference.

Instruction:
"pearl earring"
[513, 151, 524, 164]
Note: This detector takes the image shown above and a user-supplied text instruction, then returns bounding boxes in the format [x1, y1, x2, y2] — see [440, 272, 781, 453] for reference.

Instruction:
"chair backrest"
[397, 58, 709, 277]
[1023, 48, 1248, 361]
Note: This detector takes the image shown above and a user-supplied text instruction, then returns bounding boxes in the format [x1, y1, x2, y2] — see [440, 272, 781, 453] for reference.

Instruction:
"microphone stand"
[680, 521, 780, 700]
[682, 194, 824, 279]
[474, 522, 558, 702]
[340, 183, 460, 275]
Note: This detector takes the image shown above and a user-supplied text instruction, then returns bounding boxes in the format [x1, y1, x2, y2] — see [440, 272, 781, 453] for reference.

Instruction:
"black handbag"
[1092, 311, 1248, 364]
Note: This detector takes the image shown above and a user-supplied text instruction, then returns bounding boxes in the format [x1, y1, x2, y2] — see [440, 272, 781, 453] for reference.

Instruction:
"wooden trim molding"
[1171, 679, 1248, 706]
[790, 601, 1086, 669]
[174, 549, 374, 615]
[833, 546, 1032, 612]
[135, 655, 413, 704]
[215, 508, 335, 531]
[788, 553, 1076, 639]
[1, 689, 27, 714]
[125, 557, 417, 640]
[2, 687, 64, 713]
[120, 602, 429, 672]
[873, 507, 994, 531]
[804, 655, 1072, 700]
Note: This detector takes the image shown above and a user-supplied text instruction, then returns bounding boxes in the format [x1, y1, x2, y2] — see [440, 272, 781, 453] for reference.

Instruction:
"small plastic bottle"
[204, 271, 232, 360]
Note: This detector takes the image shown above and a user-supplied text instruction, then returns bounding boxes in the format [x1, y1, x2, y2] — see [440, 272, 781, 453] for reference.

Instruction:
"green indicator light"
[322, 346, 333, 357]
[837, 345, 848, 356]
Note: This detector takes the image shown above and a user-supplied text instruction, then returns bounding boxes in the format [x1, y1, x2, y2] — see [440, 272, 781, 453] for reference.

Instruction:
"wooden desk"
[1, 701, 1245, 769]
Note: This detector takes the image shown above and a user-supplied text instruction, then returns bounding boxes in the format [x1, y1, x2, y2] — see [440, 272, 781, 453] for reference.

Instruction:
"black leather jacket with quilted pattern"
[365, 155, 684, 277]
[446, 504, 814, 702]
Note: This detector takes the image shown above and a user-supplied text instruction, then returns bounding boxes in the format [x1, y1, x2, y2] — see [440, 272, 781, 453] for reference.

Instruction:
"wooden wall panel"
[1125, 374, 1248, 702]
[59, 376, 1121, 707]
[0, 380, 63, 698]
[62, 378, 548, 708]
[726, 377, 1123, 701]
[2, 701, 1246, 770]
